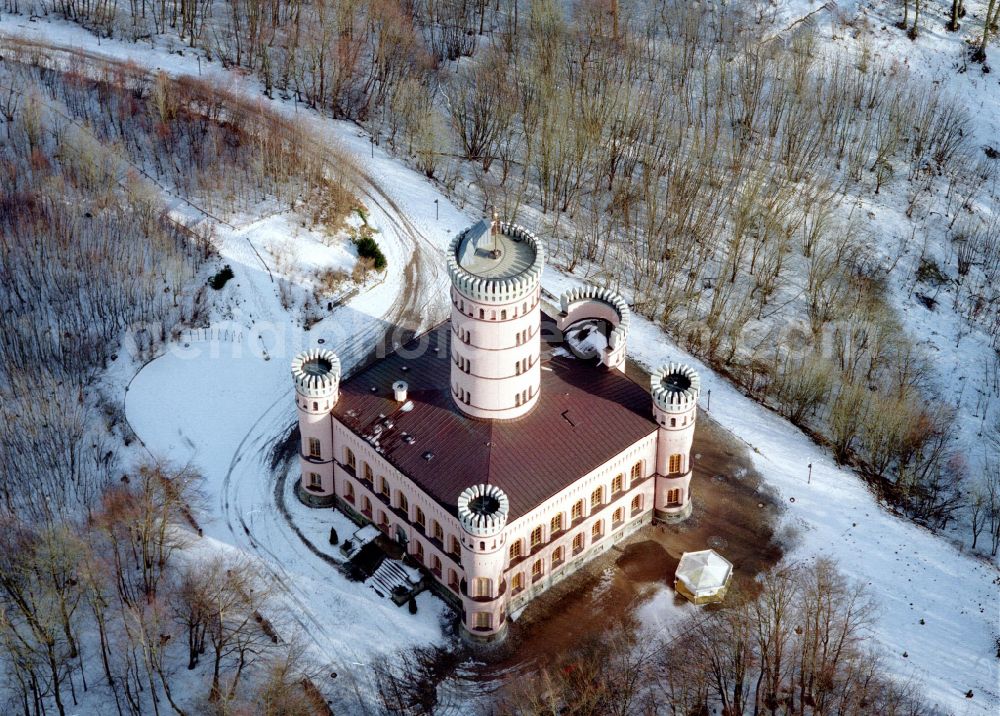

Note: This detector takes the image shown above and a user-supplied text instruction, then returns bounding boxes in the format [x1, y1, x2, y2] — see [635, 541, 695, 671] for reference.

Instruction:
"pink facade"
[293, 216, 701, 641]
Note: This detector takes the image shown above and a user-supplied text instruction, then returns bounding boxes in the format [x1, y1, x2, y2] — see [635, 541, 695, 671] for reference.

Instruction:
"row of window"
[509, 463, 645, 562]
[453, 353, 536, 377]
[510, 509, 634, 595]
[453, 324, 536, 348]
[455, 295, 537, 322]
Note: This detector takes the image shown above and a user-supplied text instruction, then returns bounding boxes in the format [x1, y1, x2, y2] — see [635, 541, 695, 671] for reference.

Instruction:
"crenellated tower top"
[650, 363, 701, 414]
[457, 484, 510, 537]
[291, 348, 341, 402]
[447, 219, 545, 305]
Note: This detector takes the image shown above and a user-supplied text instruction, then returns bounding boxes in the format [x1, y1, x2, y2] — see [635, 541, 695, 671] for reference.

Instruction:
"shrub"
[208, 264, 234, 290]
[353, 235, 387, 271]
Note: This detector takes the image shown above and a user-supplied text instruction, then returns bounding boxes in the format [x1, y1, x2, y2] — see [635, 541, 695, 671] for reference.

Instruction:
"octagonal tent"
[674, 549, 733, 605]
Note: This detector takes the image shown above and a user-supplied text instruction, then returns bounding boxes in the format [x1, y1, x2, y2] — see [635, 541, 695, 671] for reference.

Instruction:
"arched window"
[531, 559, 543, 579]
[611, 473, 623, 494]
[479, 308, 485, 319]
[343, 482, 355, 503]
[472, 577, 492, 598]
[509, 539, 523, 561]
[307, 472, 322, 489]
[511, 572, 524, 593]
[501, 309, 507, 320]
[529, 525, 543, 549]
[552, 546, 565, 567]
[345, 448, 356, 472]
[312, 401, 318, 411]
[308, 437, 321, 458]
[414, 506, 425, 529]
[667, 489, 682, 506]
[670, 417, 677, 427]
[631, 461, 642, 481]
[449, 536, 461, 556]
[572, 533, 584, 553]
[631, 494, 642, 513]
[473, 612, 492, 630]
[613, 507, 624, 526]
[397, 492, 409, 513]
[550, 513, 563, 534]
[591, 520, 603, 540]
[668, 454, 683, 474]
[590, 486, 603, 512]
[433, 520, 444, 542]
[380, 477, 390, 497]
[413, 541, 424, 563]
[431, 555, 442, 576]
[571, 500, 584, 521]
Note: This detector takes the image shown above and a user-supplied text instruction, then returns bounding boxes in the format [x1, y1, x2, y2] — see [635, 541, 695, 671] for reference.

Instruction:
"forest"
[13, 0, 992, 540]
[0, 0, 998, 713]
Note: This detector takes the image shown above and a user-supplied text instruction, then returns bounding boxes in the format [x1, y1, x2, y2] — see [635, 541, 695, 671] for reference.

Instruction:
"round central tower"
[448, 216, 544, 420]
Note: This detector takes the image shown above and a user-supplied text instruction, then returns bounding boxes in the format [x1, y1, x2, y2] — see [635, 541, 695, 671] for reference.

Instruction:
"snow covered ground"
[2, 4, 998, 713]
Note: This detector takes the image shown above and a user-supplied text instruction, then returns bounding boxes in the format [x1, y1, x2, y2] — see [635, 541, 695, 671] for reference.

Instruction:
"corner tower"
[292, 348, 340, 506]
[651, 363, 700, 523]
[448, 215, 545, 421]
[456, 484, 510, 640]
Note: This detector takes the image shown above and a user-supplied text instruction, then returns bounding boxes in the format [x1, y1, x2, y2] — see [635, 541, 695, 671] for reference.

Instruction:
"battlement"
[291, 348, 341, 399]
[559, 286, 631, 351]
[457, 484, 510, 537]
[448, 220, 545, 305]
[650, 363, 700, 414]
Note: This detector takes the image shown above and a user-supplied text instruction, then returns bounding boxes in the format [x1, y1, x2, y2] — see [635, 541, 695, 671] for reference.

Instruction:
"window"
[378, 511, 388, 529]
[631, 494, 642, 513]
[550, 513, 563, 534]
[380, 477, 391, 497]
[472, 577, 492, 598]
[501, 309, 507, 320]
[433, 520, 444, 542]
[511, 572, 524, 593]
[308, 437, 321, 458]
[431, 555, 442, 576]
[668, 454, 682, 474]
[412, 541, 424, 563]
[491, 310, 496, 320]
[613, 507, 624, 525]
[345, 448, 356, 472]
[449, 536, 461, 556]
[362, 495, 372, 515]
[364, 463, 374, 482]
[670, 417, 677, 427]
[592, 520, 603, 540]
[308, 472, 322, 489]
[612, 473, 623, 494]
[473, 612, 492, 630]
[631, 461, 643, 481]
[515, 394, 521, 407]
[667, 488, 682, 506]
[590, 486, 603, 512]
[571, 500, 584, 521]
[552, 546, 564, 567]
[531, 559, 542, 579]
[415, 506, 426, 529]
[479, 308, 485, 319]
[343, 481, 355, 503]
[397, 492, 408, 513]
[448, 570, 459, 591]
[509, 539, 523, 561]
[572, 533, 584, 553]
[530, 526, 543, 549]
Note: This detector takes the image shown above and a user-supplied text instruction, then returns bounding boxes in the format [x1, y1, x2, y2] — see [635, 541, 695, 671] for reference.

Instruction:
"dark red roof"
[332, 315, 658, 520]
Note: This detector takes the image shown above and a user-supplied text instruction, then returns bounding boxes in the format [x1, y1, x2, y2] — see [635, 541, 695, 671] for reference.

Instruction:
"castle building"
[292, 217, 701, 641]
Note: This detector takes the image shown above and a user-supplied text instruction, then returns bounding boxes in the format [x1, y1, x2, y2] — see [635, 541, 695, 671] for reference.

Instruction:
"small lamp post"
[434, 198, 439, 220]
[808, 462, 813, 485]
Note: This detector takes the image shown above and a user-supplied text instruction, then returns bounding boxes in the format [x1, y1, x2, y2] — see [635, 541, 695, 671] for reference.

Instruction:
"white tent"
[674, 549, 733, 604]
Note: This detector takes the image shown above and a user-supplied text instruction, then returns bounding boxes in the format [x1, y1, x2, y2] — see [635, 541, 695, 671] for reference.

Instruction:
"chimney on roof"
[392, 380, 408, 402]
